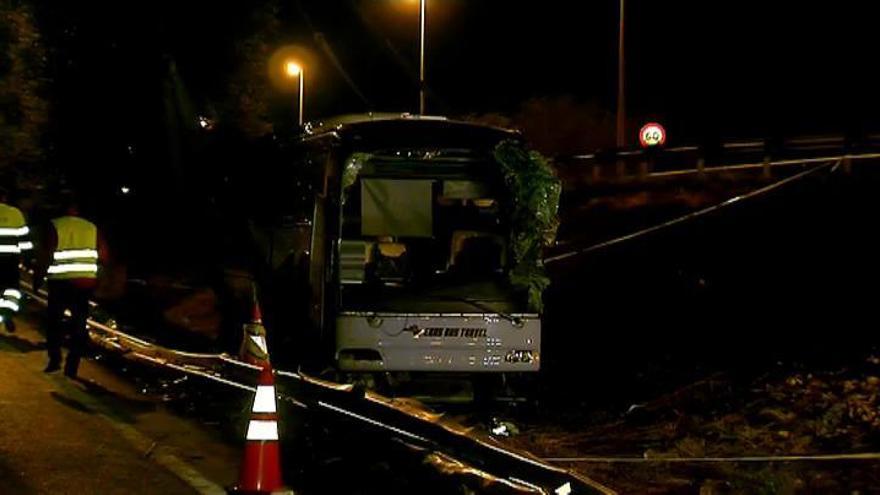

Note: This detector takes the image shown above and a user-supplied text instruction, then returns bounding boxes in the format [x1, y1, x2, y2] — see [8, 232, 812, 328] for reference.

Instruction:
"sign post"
[638, 123, 666, 179]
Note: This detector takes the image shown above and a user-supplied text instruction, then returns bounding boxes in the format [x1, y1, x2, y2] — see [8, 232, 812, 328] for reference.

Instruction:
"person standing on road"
[0, 188, 33, 333]
[35, 199, 106, 377]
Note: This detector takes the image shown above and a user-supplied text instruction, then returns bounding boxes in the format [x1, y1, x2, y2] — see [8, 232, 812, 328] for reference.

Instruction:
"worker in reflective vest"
[35, 200, 105, 377]
[0, 188, 32, 333]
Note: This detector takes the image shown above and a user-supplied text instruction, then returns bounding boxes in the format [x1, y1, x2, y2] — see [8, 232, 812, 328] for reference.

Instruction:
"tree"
[465, 95, 616, 156]
[223, 0, 282, 139]
[0, 0, 49, 180]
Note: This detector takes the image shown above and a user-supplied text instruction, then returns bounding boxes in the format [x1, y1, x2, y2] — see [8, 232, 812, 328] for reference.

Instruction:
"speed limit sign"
[639, 122, 666, 148]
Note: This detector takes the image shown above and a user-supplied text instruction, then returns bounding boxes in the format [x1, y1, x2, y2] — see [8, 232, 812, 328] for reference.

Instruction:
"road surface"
[0, 304, 239, 495]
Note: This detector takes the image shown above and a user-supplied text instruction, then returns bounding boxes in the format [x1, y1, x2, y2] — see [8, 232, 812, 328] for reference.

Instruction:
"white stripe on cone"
[252, 385, 277, 414]
[246, 420, 279, 441]
[3, 289, 21, 299]
[18, 241, 33, 251]
[250, 335, 268, 354]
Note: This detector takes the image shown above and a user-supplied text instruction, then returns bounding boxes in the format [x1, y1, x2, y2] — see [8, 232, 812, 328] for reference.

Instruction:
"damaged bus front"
[253, 114, 559, 377]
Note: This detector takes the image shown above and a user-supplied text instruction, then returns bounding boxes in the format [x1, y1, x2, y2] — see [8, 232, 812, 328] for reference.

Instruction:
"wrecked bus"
[247, 114, 559, 381]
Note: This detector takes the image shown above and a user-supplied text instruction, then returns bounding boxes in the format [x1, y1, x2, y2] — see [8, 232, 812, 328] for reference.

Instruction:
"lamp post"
[616, 0, 626, 150]
[418, 0, 426, 114]
[285, 61, 304, 127]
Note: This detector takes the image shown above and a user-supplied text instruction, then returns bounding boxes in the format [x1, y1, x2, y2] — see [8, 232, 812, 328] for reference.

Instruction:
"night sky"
[32, 0, 880, 158]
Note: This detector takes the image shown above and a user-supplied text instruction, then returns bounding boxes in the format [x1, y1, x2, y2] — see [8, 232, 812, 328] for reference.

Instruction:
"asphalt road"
[0, 305, 239, 495]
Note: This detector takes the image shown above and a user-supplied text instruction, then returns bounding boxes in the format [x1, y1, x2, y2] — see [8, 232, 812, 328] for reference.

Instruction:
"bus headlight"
[504, 350, 536, 364]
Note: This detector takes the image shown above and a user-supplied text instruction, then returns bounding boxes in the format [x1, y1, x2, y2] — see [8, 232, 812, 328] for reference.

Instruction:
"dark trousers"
[47, 280, 93, 374]
[0, 256, 20, 327]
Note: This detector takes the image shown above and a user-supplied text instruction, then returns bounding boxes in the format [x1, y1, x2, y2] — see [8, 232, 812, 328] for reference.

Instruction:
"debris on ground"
[503, 355, 880, 493]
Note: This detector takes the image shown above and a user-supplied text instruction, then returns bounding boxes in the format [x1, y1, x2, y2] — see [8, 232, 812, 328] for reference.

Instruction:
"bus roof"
[300, 113, 521, 151]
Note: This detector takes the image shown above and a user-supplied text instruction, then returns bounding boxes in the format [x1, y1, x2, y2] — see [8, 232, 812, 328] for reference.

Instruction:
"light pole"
[285, 61, 304, 127]
[616, 0, 626, 150]
[418, 0, 427, 114]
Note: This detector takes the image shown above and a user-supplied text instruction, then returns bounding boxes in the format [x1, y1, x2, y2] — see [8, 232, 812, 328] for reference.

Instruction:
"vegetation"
[224, 0, 282, 139]
[494, 140, 561, 312]
[468, 96, 616, 155]
[0, 0, 48, 181]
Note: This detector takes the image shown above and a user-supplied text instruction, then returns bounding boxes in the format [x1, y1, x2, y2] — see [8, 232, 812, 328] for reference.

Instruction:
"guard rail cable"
[545, 158, 844, 264]
[565, 134, 880, 161]
[25, 283, 878, 474]
[545, 452, 880, 464]
[19, 279, 613, 495]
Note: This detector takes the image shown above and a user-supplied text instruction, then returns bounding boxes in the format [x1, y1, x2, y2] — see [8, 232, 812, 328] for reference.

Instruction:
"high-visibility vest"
[48, 216, 98, 280]
[0, 203, 31, 255]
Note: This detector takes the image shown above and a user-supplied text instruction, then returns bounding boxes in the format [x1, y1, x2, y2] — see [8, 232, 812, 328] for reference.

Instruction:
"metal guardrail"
[19, 277, 615, 495]
[567, 134, 880, 161]
[559, 135, 880, 182]
[545, 159, 842, 264]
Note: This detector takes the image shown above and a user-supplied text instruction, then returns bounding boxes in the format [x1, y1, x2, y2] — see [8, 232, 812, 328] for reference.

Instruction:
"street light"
[285, 61, 304, 127]
[403, 0, 428, 114]
[418, 0, 426, 115]
[616, 0, 626, 150]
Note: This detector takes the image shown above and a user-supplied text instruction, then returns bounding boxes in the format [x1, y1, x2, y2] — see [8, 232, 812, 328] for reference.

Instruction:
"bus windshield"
[338, 152, 527, 314]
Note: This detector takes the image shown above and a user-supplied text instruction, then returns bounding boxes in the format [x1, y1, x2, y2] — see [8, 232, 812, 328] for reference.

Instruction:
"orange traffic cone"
[230, 364, 293, 495]
[239, 298, 270, 366]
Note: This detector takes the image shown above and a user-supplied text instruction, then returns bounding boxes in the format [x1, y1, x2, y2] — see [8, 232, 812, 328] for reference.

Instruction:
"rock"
[785, 375, 804, 387]
[791, 435, 813, 454]
[699, 479, 727, 495]
[675, 436, 706, 457]
[759, 407, 797, 424]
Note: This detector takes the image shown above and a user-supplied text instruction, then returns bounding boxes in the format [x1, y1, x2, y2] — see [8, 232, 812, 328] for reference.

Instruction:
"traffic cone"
[230, 364, 293, 495]
[239, 298, 269, 366]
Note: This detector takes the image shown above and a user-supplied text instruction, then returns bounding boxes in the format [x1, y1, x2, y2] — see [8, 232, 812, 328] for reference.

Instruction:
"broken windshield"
[337, 152, 528, 313]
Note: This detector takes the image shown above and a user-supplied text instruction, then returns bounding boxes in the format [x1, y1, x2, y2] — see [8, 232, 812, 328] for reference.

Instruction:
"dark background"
[11, 0, 880, 417]
[8, 0, 872, 288]
[32, 1, 880, 158]
[9, 2, 880, 334]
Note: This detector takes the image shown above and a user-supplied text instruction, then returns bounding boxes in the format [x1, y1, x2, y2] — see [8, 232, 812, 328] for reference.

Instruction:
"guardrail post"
[696, 157, 706, 179]
[591, 163, 601, 182]
[762, 155, 771, 179]
[638, 159, 650, 179]
[615, 158, 626, 179]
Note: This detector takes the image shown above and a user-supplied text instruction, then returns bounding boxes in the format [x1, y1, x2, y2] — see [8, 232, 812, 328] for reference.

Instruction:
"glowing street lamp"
[403, 0, 427, 114]
[616, 0, 626, 150]
[418, 0, 426, 114]
[285, 61, 305, 127]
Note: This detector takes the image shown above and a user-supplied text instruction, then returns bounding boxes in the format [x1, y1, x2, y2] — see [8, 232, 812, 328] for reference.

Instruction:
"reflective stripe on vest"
[0, 299, 20, 312]
[54, 249, 99, 261]
[3, 289, 22, 300]
[0, 226, 29, 237]
[49, 216, 98, 280]
[1, 288, 21, 313]
[1, 204, 30, 256]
